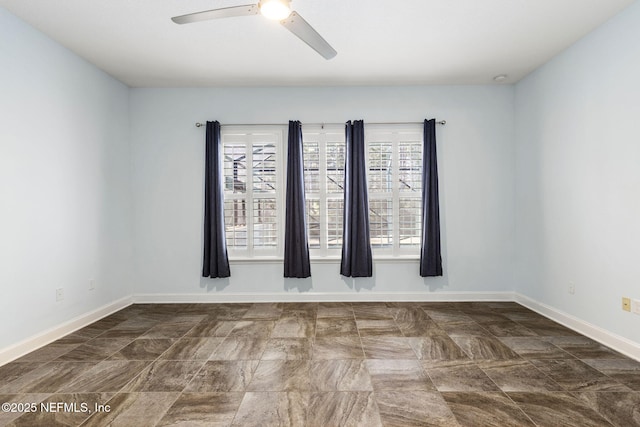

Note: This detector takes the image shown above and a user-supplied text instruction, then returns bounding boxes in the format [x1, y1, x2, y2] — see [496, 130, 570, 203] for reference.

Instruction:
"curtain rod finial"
[196, 122, 204, 127]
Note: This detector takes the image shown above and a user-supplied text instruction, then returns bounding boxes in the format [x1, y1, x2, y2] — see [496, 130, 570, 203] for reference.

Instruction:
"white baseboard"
[515, 293, 640, 361]
[0, 296, 133, 366]
[133, 291, 515, 304]
[3, 292, 639, 366]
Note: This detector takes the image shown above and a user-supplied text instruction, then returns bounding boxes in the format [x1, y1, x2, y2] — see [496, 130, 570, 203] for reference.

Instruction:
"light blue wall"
[515, 1, 640, 343]
[129, 86, 515, 297]
[0, 7, 133, 348]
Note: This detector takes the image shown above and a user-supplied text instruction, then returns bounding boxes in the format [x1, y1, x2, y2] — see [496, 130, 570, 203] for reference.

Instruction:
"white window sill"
[229, 257, 283, 265]
[229, 256, 419, 264]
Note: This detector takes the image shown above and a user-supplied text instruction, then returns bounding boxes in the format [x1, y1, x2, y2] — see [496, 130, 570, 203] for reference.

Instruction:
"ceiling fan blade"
[172, 4, 259, 24]
[280, 12, 337, 60]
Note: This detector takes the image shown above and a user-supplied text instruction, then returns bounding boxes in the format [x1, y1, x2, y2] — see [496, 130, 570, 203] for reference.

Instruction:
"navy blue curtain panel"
[420, 119, 443, 277]
[202, 121, 231, 278]
[340, 120, 373, 277]
[284, 121, 311, 278]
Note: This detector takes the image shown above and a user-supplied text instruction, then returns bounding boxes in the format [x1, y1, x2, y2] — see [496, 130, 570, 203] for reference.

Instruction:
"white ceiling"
[0, 0, 635, 87]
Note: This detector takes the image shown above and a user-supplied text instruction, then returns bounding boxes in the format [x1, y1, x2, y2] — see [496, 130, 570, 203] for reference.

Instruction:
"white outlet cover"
[632, 299, 640, 314]
[55, 288, 64, 301]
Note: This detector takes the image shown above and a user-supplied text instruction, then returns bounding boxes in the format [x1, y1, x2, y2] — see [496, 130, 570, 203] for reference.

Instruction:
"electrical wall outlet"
[632, 299, 640, 315]
[56, 288, 64, 302]
[89, 279, 95, 290]
[568, 282, 575, 295]
[622, 297, 631, 312]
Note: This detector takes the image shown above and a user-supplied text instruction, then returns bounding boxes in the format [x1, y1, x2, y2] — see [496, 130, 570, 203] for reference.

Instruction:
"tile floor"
[1, 302, 639, 426]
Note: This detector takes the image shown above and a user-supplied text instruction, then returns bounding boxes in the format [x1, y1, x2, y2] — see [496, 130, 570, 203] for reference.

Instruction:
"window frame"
[365, 124, 424, 257]
[302, 124, 345, 258]
[302, 123, 423, 260]
[221, 126, 285, 259]
[218, 123, 423, 261]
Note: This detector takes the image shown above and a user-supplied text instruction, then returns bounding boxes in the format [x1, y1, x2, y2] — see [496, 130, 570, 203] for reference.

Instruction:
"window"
[222, 128, 284, 257]
[302, 125, 345, 256]
[220, 124, 422, 259]
[303, 124, 423, 258]
[366, 125, 423, 256]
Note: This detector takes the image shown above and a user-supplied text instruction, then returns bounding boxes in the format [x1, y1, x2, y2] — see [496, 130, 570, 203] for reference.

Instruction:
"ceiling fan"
[171, 0, 337, 60]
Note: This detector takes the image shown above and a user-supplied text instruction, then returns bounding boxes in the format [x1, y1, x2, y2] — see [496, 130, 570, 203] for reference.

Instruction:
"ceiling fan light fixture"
[259, 0, 291, 20]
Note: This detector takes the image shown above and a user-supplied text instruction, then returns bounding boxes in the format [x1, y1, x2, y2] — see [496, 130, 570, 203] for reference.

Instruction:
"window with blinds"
[366, 126, 423, 256]
[303, 124, 422, 258]
[222, 129, 283, 257]
[219, 124, 422, 259]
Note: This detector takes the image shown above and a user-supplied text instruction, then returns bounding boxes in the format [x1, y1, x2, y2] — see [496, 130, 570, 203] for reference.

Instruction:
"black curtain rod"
[194, 120, 446, 128]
